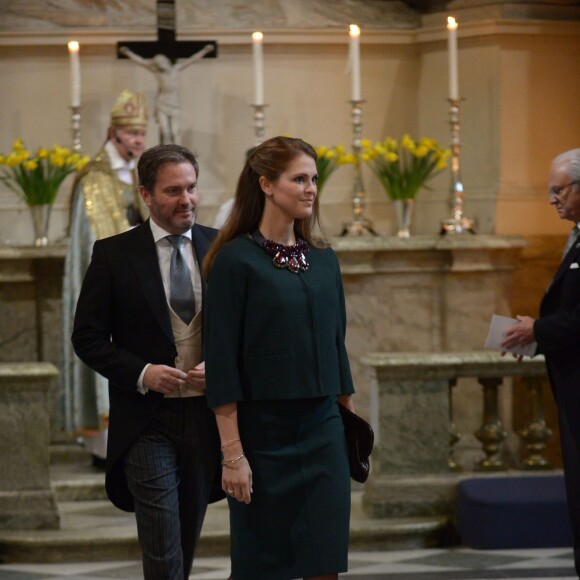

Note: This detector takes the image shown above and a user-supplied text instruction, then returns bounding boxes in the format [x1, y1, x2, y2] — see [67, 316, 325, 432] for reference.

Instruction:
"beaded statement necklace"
[252, 230, 310, 274]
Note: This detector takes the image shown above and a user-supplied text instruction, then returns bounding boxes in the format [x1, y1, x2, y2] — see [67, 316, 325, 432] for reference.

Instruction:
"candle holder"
[341, 100, 377, 237]
[251, 104, 267, 147]
[70, 105, 82, 153]
[440, 98, 475, 235]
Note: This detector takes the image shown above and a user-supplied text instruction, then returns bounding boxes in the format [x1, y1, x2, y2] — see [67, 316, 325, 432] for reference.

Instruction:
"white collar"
[105, 140, 137, 171]
[149, 218, 193, 244]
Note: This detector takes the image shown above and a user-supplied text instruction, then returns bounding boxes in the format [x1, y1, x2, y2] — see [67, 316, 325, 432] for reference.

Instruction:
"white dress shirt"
[137, 218, 201, 393]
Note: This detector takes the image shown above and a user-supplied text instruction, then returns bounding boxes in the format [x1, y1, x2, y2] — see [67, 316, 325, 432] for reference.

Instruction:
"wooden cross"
[117, 0, 217, 63]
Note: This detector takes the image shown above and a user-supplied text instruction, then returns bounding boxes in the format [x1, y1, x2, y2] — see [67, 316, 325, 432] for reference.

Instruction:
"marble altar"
[332, 234, 527, 422]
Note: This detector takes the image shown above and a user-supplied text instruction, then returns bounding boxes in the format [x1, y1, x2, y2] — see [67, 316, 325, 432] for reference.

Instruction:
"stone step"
[0, 491, 452, 563]
[50, 463, 107, 502]
[49, 442, 91, 466]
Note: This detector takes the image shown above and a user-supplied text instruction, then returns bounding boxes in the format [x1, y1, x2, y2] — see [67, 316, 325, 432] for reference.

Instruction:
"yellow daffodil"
[419, 137, 436, 149]
[49, 153, 66, 167]
[12, 138, 25, 151]
[76, 156, 90, 170]
[341, 153, 357, 164]
[314, 144, 355, 194]
[414, 145, 429, 158]
[360, 135, 450, 200]
[384, 137, 397, 151]
[400, 134, 416, 153]
[0, 138, 88, 206]
[6, 153, 21, 167]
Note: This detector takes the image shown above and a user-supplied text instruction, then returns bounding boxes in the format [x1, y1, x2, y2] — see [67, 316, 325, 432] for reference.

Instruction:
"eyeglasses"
[549, 181, 578, 197]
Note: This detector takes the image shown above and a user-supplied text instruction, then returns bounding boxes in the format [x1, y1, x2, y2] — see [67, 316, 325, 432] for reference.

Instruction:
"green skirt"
[229, 396, 351, 580]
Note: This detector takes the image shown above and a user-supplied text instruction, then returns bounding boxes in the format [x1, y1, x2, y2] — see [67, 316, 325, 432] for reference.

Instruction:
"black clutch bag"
[339, 405, 374, 483]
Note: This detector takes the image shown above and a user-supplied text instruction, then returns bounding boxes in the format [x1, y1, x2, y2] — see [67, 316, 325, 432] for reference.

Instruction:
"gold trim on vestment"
[73, 148, 145, 240]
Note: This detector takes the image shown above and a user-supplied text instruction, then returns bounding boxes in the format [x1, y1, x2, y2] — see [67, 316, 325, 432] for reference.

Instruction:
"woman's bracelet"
[221, 453, 245, 467]
[220, 438, 241, 450]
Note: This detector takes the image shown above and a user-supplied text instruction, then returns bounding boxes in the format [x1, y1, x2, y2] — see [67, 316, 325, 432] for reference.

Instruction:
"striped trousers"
[124, 397, 221, 580]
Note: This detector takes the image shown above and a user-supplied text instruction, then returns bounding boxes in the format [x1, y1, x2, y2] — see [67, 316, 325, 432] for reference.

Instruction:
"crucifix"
[117, 0, 217, 145]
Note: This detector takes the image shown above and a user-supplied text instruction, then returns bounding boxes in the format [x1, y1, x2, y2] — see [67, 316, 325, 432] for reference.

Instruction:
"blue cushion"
[457, 475, 573, 549]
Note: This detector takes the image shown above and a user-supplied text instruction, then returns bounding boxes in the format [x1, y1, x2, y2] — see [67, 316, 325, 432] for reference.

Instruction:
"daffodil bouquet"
[315, 145, 356, 194]
[361, 135, 450, 200]
[0, 138, 89, 206]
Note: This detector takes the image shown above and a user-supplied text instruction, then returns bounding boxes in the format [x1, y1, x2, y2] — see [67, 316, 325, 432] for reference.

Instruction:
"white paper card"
[484, 314, 537, 357]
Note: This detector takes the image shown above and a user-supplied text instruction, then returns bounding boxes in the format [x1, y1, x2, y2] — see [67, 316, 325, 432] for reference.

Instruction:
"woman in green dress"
[203, 136, 355, 580]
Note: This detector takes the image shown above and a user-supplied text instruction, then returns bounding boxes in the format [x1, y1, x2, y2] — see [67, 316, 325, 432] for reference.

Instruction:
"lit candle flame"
[349, 24, 360, 37]
[447, 17, 458, 30]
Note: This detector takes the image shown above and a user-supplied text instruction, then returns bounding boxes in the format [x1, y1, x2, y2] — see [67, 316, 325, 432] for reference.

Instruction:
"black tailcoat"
[72, 219, 222, 511]
[535, 239, 580, 571]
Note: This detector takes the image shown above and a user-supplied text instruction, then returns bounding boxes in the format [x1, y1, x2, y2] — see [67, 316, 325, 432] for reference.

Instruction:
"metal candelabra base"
[341, 217, 377, 237]
[441, 214, 475, 235]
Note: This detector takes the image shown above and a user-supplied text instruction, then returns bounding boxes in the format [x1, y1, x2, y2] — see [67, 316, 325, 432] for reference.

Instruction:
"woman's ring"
[227, 489, 234, 494]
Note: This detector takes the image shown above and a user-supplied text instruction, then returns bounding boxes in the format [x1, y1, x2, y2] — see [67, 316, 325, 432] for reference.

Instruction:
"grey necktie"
[562, 226, 580, 259]
[167, 235, 196, 324]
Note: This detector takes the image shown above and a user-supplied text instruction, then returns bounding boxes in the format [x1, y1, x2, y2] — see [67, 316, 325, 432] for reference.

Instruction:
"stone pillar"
[0, 363, 60, 529]
[0, 245, 67, 439]
[362, 353, 459, 519]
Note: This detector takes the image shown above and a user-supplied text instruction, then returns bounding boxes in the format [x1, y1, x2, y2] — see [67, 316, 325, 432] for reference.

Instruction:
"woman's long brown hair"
[203, 136, 327, 278]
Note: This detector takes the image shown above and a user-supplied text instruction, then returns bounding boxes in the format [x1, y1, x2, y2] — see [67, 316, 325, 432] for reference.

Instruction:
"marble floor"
[0, 547, 576, 579]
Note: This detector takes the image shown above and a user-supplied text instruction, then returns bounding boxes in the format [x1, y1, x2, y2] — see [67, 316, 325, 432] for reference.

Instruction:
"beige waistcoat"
[165, 308, 204, 398]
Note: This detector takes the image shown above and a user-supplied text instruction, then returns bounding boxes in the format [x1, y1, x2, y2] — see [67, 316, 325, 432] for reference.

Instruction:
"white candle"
[447, 17, 459, 100]
[68, 40, 81, 107]
[252, 32, 264, 105]
[349, 24, 361, 101]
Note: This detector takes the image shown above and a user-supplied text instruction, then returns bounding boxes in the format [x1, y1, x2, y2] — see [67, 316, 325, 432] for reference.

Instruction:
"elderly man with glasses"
[502, 148, 580, 576]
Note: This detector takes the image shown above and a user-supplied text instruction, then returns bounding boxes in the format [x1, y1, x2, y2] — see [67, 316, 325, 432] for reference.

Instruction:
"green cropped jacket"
[204, 235, 355, 408]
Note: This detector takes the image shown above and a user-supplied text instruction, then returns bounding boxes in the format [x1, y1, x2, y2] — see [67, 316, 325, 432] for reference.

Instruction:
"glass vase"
[393, 198, 415, 238]
[29, 203, 52, 246]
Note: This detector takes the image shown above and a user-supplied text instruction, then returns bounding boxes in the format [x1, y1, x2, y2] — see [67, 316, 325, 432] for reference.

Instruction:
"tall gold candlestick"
[251, 104, 267, 147]
[341, 100, 377, 236]
[70, 105, 82, 153]
[441, 98, 474, 235]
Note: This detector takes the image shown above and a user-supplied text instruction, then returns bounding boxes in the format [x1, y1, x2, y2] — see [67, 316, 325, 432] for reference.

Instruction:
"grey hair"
[554, 148, 580, 190]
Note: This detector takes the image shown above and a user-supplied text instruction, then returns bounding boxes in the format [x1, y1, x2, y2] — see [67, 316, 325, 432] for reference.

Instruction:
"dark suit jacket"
[534, 241, 580, 404]
[72, 219, 220, 511]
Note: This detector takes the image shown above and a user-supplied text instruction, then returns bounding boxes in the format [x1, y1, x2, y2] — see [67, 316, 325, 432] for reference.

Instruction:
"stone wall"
[0, 1, 578, 244]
